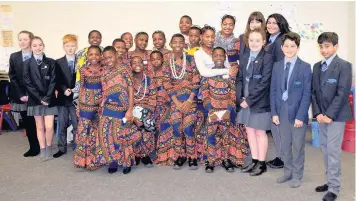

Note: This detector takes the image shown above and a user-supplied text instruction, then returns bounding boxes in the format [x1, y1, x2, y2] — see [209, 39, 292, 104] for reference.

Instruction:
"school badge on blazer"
[327, 78, 337, 84]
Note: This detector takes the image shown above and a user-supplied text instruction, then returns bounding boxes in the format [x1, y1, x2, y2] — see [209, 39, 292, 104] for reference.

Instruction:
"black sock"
[252, 159, 258, 164]
[259, 161, 266, 167]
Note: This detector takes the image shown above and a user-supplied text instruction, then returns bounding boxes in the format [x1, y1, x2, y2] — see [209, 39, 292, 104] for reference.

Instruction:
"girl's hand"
[41, 101, 49, 106]
[125, 109, 134, 124]
[240, 100, 248, 108]
[20, 96, 28, 102]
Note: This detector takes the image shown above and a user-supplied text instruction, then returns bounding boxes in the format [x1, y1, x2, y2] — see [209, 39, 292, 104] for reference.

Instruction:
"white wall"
[2, 1, 355, 67]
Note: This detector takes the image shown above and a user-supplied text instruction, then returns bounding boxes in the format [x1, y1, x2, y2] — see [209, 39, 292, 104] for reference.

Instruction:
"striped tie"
[321, 61, 328, 72]
[36, 59, 42, 65]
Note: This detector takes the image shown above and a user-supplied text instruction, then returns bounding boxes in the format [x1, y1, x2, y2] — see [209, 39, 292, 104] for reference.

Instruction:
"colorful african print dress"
[98, 67, 141, 168]
[73, 66, 106, 170]
[201, 65, 248, 166]
[133, 73, 157, 159]
[157, 53, 201, 164]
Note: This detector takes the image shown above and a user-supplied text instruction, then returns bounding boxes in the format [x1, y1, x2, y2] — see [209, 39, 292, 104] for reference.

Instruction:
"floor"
[0, 129, 354, 201]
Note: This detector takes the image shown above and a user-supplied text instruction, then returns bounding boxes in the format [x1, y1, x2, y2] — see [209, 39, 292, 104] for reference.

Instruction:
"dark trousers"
[20, 111, 39, 152]
[57, 105, 78, 153]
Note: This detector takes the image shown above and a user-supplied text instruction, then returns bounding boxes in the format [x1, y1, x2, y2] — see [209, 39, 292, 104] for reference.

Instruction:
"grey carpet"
[0, 129, 354, 201]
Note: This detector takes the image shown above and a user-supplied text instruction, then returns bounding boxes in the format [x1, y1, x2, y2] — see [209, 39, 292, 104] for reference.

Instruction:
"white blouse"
[194, 48, 230, 78]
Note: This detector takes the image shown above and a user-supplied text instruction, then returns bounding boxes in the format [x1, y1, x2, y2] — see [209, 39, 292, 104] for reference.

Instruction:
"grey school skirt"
[27, 105, 58, 116]
[236, 80, 271, 131]
[11, 102, 28, 112]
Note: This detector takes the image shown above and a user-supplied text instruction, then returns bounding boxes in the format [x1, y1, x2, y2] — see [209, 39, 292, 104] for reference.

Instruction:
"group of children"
[8, 11, 352, 201]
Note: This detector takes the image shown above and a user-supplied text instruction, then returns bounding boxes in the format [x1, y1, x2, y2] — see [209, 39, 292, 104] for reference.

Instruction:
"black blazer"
[311, 55, 352, 122]
[236, 49, 274, 113]
[23, 55, 57, 107]
[8, 51, 27, 103]
[55, 55, 76, 106]
[265, 34, 284, 63]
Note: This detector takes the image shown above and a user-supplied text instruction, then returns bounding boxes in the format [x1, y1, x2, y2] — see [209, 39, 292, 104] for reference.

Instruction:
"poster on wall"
[0, 5, 15, 71]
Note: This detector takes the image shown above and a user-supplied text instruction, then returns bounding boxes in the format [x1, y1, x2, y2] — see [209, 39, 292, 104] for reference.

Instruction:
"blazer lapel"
[61, 56, 72, 83]
[288, 58, 301, 89]
[321, 55, 339, 86]
[30, 57, 45, 92]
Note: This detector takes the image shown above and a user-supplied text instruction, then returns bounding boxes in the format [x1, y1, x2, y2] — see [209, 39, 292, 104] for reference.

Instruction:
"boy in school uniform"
[53, 34, 79, 158]
[270, 32, 312, 188]
[312, 32, 352, 201]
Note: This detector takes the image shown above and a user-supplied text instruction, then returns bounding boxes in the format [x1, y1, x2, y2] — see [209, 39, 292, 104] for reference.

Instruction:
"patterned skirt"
[204, 120, 248, 166]
[73, 111, 106, 170]
[98, 113, 141, 168]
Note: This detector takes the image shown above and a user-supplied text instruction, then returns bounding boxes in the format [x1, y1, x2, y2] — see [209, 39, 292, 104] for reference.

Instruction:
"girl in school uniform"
[73, 46, 106, 170]
[236, 28, 273, 176]
[9, 31, 40, 157]
[23, 36, 58, 162]
[215, 14, 239, 68]
[265, 13, 291, 169]
[239, 11, 266, 56]
[128, 32, 152, 71]
[265, 13, 291, 63]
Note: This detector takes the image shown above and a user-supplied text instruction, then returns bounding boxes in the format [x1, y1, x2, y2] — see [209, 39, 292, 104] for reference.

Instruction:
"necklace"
[134, 74, 147, 101]
[169, 52, 186, 79]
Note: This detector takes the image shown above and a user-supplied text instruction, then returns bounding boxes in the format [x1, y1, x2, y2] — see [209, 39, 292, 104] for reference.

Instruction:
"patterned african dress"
[98, 66, 141, 168]
[215, 31, 240, 69]
[73, 66, 106, 170]
[133, 73, 157, 159]
[127, 50, 153, 71]
[157, 53, 200, 164]
[201, 65, 248, 166]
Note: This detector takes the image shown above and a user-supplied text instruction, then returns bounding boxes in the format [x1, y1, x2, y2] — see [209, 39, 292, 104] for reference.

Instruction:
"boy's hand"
[64, 89, 72, 96]
[272, 116, 280, 125]
[240, 100, 248, 108]
[323, 115, 333, 124]
[294, 119, 303, 128]
[316, 114, 325, 124]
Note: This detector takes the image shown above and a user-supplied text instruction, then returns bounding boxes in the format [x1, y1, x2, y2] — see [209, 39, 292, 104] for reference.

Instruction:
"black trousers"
[20, 111, 39, 152]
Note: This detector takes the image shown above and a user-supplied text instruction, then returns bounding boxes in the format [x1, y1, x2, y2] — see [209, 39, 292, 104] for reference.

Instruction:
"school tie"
[267, 39, 272, 46]
[68, 60, 74, 73]
[246, 56, 256, 81]
[23, 55, 30, 61]
[321, 61, 328, 72]
[283, 62, 291, 92]
[36, 59, 42, 65]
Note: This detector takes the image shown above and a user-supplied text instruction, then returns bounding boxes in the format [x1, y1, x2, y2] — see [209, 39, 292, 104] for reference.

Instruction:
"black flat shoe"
[322, 192, 337, 201]
[142, 156, 153, 168]
[241, 162, 257, 173]
[173, 157, 184, 170]
[123, 167, 131, 174]
[315, 184, 329, 192]
[205, 164, 214, 173]
[135, 156, 141, 166]
[249, 162, 267, 176]
[222, 159, 235, 173]
[23, 149, 40, 157]
[188, 158, 198, 170]
[267, 157, 284, 169]
[108, 161, 118, 174]
[53, 151, 66, 158]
